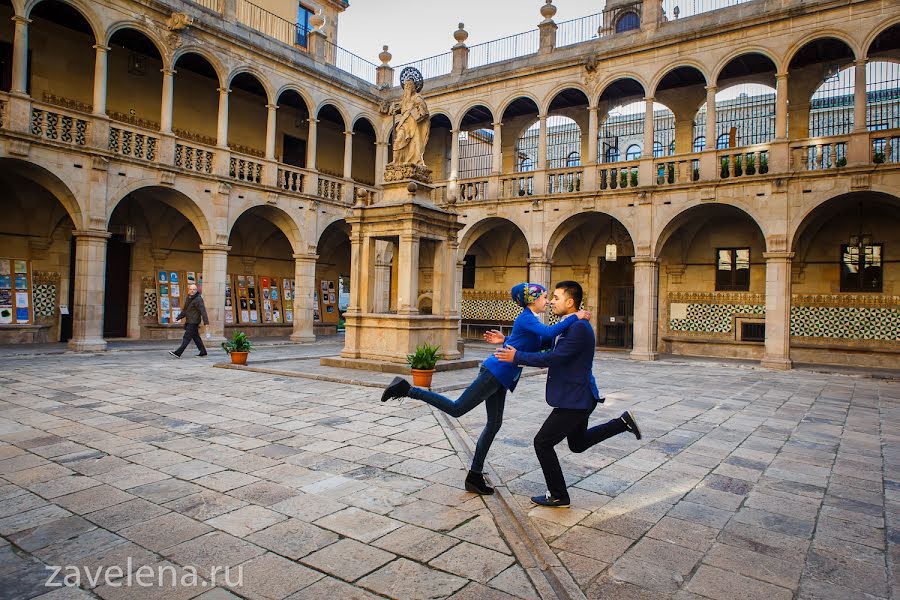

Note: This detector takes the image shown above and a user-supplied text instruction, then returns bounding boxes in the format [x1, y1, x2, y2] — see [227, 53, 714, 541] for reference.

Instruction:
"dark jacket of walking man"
[494, 281, 641, 507]
[169, 283, 209, 358]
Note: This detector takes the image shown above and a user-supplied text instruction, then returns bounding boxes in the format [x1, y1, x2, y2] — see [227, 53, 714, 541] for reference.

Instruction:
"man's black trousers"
[534, 405, 627, 501]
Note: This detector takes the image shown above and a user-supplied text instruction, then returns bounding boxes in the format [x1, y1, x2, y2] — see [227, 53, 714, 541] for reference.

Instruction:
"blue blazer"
[513, 319, 601, 410]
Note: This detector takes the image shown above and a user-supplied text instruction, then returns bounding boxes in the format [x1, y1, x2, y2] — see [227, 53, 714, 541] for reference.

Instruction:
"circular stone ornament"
[399, 66, 424, 93]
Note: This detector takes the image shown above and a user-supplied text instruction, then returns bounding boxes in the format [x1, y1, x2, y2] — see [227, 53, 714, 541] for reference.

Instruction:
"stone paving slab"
[0, 341, 897, 599]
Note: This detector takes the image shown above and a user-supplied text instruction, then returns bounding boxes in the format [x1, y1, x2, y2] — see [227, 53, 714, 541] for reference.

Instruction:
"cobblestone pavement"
[0, 343, 532, 600]
[1, 342, 897, 600]
[456, 351, 900, 600]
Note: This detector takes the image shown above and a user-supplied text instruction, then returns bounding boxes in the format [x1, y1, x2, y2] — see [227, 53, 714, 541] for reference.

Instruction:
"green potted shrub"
[692, 167, 700, 181]
[759, 154, 769, 174]
[721, 157, 730, 178]
[734, 154, 743, 177]
[667, 164, 675, 184]
[873, 152, 886, 164]
[836, 156, 847, 167]
[406, 342, 443, 388]
[620, 170, 628, 188]
[630, 169, 638, 188]
[222, 331, 253, 365]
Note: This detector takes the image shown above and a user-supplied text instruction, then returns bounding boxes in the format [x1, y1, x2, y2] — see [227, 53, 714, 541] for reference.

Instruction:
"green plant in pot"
[836, 156, 847, 167]
[721, 157, 730, 178]
[222, 331, 253, 365]
[759, 155, 769, 174]
[746, 154, 756, 175]
[630, 169, 638, 188]
[873, 152, 886, 164]
[406, 342, 443, 388]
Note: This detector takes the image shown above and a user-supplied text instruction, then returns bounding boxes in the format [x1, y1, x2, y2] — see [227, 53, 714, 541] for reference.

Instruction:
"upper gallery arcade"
[0, 0, 897, 370]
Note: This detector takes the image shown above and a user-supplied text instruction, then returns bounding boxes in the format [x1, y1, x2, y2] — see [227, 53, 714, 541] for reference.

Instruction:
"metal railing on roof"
[395, 52, 454, 82]
[661, 0, 754, 20]
[468, 29, 540, 69]
[324, 40, 379, 85]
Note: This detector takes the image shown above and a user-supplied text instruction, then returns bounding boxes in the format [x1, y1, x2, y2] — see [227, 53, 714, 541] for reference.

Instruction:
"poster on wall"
[329, 292, 336, 304]
[0, 276, 9, 289]
[14, 261, 26, 274]
[0, 307, 11, 324]
[321, 280, 328, 292]
[0, 260, 9, 275]
[14, 275, 27, 290]
[158, 271, 168, 283]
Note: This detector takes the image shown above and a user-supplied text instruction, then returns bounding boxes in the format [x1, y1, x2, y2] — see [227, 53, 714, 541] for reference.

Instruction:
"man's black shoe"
[381, 377, 411, 402]
[531, 492, 570, 508]
[621, 410, 642, 440]
[197, 352, 208, 357]
[464, 471, 494, 495]
[168, 351, 180, 359]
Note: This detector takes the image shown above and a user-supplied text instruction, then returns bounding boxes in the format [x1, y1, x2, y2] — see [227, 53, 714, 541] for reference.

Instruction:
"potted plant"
[222, 331, 253, 365]
[746, 154, 756, 175]
[630, 169, 638, 188]
[620, 170, 628, 188]
[836, 156, 847, 167]
[406, 342, 443, 388]
[873, 152, 885, 164]
[759, 154, 769, 174]
[721, 157, 730, 178]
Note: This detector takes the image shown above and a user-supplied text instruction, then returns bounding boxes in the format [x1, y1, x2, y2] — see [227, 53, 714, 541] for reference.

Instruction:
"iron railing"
[468, 30, 539, 69]
[557, 12, 604, 47]
[395, 52, 454, 82]
[661, 0, 754, 20]
[324, 40, 378, 85]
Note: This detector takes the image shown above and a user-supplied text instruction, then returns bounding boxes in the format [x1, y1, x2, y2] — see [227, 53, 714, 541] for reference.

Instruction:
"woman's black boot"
[464, 470, 495, 495]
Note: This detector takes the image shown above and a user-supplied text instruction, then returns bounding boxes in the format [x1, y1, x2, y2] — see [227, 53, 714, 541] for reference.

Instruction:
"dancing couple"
[381, 280, 641, 507]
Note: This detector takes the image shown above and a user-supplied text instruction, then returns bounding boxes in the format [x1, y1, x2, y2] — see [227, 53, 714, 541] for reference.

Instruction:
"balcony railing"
[317, 173, 344, 202]
[500, 174, 535, 198]
[791, 136, 848, 171]
[229, 152, 263, 183]
[599, 162, 640, 190]
[657, 153, 702, 185]
[235, 0, 307, 47]
[661, 0, 755, 21]
[395, 52, 453, 82]
[175, 142, 215, 174]
[871, 130, 900, 164]
[458, 177, 489, 201]
[109, 125, 158, 162]
[717, 146, 770, 179]
[30, 103, 89, 146]
[468, 30, 539, 69]
[324, 40, 378, 85]
[277, 165, 306, 192]
[547, 167, 584, 194]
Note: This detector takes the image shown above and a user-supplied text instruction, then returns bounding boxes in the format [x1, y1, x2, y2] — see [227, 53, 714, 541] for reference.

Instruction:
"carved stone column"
[537, 114, 548, 170]
[160, 68, 175, 134]
[761, 251, 794, 370]
[200, 245, 230, 342]
[92, 45, 109, 116]
[291, 253, 318, 342]
[216, 87, 230, 148]
[642, 97, 655, 158]
[68, 230, 111, 352]
[775, 72, 788, 140]
[631, 256, 659, 361]
[491, 122, 502, 175]
[265, 104, 278, 160]
[343, 130, 354, 179]
[11, 16, 29, 96]
[397, 234, 420, 315]
[704, 85, 717, 150]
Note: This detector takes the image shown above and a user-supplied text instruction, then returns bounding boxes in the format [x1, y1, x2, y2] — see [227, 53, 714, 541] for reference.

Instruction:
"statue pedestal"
[340, 178, 464, 364]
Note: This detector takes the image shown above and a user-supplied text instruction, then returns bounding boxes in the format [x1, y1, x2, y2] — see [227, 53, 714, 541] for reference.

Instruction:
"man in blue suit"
[495, 281, 641, 507]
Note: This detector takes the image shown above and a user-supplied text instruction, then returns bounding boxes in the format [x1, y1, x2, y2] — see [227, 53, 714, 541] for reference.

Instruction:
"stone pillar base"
[760, 357, 793, 370]
[630, 350, 658, 362]
[290, 333, 317, 343]
[67, 338, 107, 352]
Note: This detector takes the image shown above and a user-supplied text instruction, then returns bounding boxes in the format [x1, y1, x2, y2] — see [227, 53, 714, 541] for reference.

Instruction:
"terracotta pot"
[411, 368, 435, 388]
[230, 351, 249, 365]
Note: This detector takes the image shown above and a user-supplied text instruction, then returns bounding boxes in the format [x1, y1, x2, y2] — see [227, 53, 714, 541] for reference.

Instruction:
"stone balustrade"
[717, 145, 770, 180]
[277, 166, 306, 192]
[458, 177, 489, 202]
[229, 153, 263, 184]
[30, 102, 89, 146]
[791, 136, 849, 171]
[175, 142, 215, 174]
[657, 154, 702, 185]
[501, 174, 535, 198]
[599, 161, 640, 190]
[108, 125, 158, 162]
[546, 167, 584, 194]
[871, 131, 899, 165]
[317, 174, 344, 202]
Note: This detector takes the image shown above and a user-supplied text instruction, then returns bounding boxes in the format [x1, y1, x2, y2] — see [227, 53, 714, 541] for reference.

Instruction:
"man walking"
[169, 283, 209, 358]
[494, 281, 641, 507]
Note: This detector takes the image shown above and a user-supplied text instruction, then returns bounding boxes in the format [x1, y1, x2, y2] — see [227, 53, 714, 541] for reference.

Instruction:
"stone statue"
[390, 78, 430, 167]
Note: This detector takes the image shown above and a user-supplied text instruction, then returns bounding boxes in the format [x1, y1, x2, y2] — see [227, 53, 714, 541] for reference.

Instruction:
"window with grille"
[515, 126, 538, 173]
[458, 129, 493, 179]
[625, 144, 641, 160]
[716, 248, 751, 291]
[810, 68, 854, 137]
[693, 136, 706, 152]
[741, 322, 766, 343]
[546, 117, 581, 169]
[599, 102, 673, 162]
[841, 244, 882, 292]
[615, 11, 640, 33]
[694, 85, 776, 148]
[566, 151, 581, 167]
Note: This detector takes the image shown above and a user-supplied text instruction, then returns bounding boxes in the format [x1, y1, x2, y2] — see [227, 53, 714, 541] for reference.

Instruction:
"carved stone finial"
[454, 23, 468, 47]
[166, 12, 193, 31]
[540, 0, 557, 22]
[309, 9, 325, 30]
[379, 45, 392, 66]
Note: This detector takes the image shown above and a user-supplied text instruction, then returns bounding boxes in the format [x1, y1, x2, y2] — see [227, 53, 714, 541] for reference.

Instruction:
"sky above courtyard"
[338, 0, 606, 67]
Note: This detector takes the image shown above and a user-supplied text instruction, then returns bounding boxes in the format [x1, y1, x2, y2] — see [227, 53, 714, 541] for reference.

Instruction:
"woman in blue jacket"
[380, 282, 590, 495]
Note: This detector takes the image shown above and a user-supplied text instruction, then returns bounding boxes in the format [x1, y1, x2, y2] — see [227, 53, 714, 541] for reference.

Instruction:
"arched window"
[653, 141, 664, 158]
[615, 11, 640, 33]
[518, 157, 534, 172]
[605, 147, 620, 162]
[693, 136, 706, 152]
[566, 151, 581, 167]
[693, 84, 776, 148]
[716, 133, 730, 149]
[625, 144, 642, 160]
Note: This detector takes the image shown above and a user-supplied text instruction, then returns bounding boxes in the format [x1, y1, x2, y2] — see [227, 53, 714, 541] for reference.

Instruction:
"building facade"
[0, 0, 898, 370]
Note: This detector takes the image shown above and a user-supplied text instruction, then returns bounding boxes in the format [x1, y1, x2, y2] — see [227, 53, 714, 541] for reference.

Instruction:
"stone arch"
[25, 0, 102, 43]
[594, 73, 648, 107]
[712, 49, 781, 84]
[315, 100, 350, 126]
[454, 102, 496, 131]
[459, 216, 530, 258]
[227, 67, 274, 104]
[171, 46, 227, 87]
[351, 113, 380, 141]
[649, 61, 710, 97]
[782, 32, 860, 73]
[865, 19, 900, 58]
[274, 84, 314, 114]
[542, 83, 591, 116]
[316, 214, 350, 246]
[546, 211, 637, 261]
[227, 204, 302, 254]
[105, 181, 213, 245]
[789, 189, 900, 252]
[498, 93, 543, 119]
[0, 157, 85, 230]
[654, 202, 768, 258]
[9, 0, 25, 17]
[104, 21, 168, 60]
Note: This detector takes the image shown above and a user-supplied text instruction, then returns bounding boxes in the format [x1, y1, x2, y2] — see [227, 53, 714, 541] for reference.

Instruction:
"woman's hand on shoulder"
[576, 310, 592, 321]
